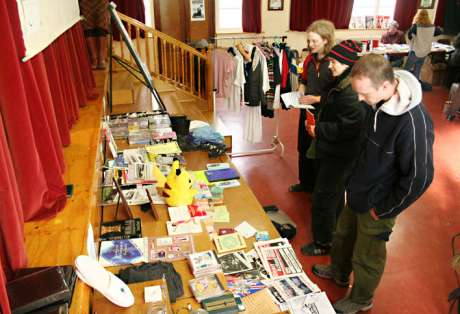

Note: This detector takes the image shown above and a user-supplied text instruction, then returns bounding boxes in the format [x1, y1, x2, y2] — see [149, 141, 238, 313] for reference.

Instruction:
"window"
[216, 0, 242, 33]
[349, 0, 397, 29]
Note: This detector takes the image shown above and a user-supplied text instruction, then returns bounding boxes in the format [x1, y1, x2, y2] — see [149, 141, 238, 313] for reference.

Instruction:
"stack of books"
[188, 251, 222, 277]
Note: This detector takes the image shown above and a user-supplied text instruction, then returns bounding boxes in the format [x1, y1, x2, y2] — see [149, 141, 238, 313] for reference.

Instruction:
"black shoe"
[301, 242, 331, 256]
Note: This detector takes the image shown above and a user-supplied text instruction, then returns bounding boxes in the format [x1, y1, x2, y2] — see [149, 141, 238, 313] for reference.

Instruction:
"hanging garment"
[243, 105, 263, 144]
[242, 45, 267, 143]
[223, 48, 245, 113]
[213, 49, 235, 99]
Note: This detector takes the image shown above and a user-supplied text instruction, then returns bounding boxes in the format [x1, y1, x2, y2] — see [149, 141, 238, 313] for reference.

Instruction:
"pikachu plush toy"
[162, 160, 197, 206]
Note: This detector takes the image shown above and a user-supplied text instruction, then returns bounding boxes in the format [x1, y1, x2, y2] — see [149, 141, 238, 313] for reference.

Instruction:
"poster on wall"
[190, 0, 205, 21]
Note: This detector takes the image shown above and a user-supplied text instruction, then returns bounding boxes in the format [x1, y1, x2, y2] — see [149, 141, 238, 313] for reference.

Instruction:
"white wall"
[216, 0, 440, 52]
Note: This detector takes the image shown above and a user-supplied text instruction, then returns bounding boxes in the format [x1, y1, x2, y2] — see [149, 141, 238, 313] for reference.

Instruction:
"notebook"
[205, 168, 240, 182]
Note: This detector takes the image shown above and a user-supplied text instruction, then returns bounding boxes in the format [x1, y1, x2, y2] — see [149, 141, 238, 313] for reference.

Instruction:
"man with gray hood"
[312, 54, 434, 314]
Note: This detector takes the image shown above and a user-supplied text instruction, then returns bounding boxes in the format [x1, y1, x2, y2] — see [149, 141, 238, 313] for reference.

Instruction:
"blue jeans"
[404, 51, 425, 80]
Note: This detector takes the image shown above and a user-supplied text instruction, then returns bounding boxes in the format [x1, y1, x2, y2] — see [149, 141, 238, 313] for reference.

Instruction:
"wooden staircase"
[112, 11, 213, 112]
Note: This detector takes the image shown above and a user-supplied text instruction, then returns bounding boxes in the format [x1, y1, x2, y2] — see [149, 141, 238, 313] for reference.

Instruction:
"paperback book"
[188, 250, 222, 277]
[214, 233, 246, 253]
[189, 274, 225, 302]
[100, 218, 142, 241]
[216, 251, 253, 275]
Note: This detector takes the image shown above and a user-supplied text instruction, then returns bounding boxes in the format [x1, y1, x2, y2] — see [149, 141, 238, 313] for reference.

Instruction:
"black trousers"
[311, 158, 354, 245]
[297, 109, 317, 190]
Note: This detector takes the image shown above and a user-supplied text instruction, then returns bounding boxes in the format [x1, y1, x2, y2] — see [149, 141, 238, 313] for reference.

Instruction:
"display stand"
[107, 2, 166, 114]
[212, 35, 288, 158]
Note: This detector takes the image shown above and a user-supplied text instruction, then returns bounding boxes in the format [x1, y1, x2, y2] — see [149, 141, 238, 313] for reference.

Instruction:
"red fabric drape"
[290, 0, 354, 31]
[0, 112, 27, 278]
[0, 0, 95, 310]
[242, 0, 262, 33]
[435, 0, 446, 27]
[0, 261, 10, 314]
[393, 0, 419, 31]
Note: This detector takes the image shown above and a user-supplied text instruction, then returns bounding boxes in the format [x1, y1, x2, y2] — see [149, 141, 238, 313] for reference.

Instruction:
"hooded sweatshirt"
[346, 70, 434, 219]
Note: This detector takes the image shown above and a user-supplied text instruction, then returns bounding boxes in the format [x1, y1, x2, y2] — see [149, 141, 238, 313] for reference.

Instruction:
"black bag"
[263, 205, 297, 240]
[117, 262, 183, 303]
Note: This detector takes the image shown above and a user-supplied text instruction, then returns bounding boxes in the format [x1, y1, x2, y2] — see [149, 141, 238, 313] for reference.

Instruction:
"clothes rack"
[212, 35, 288, 158]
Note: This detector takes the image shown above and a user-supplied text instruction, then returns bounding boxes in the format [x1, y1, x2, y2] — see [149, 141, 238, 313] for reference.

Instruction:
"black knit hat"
[328, 40, 362, 67]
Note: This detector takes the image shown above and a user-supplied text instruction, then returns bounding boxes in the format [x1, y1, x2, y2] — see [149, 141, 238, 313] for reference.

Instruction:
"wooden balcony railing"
[113, 12, 213, 111]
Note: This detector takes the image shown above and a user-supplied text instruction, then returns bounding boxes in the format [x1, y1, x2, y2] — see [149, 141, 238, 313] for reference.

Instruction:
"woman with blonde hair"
[290, 19, 335, 194]
[404, 9, 442, 80]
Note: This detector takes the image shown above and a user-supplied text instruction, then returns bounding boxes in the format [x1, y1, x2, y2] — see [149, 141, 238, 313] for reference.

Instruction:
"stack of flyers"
[188, 251, 222, 277]
[287, 292, 335, 314]
[254, 238, 303, 278]
[264, 274, 320, 302]
[216, 251, 253, 275]
[123, 148, 148, 165]
[128, 129, 152, 145]
[224, 275, 265, 298]
[127, 162, 155, 184]
[128, 116, 149, 131]
[148, 114, 171, 129]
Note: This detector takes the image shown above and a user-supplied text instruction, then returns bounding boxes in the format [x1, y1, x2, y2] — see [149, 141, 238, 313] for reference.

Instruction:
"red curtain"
[0, 0, 96, 309]
[435, 0, 445, 27]
[393, 0, 419, 31]
[0, 261, 10, 314]
[242, 0, 262, 33]
[290, 0, 354, 31]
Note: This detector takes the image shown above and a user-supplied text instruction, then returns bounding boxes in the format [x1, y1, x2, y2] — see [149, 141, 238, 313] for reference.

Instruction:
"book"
[99, 235, 195, 266]
[216, 251, 253, 275]
[189, 274, 225, 302]
[100, 218, 142, 241]
[146, 235, 195, 261]
[188, 251, 222, 277]
[280, 91, 315, 110]
[99, 238, 146, 267]
[205, 168, 240, 182]
[214, 233, 246, 253]
[7, 267, 71, 313]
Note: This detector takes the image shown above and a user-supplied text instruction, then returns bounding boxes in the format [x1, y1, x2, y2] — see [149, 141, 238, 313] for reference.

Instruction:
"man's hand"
[306, 125, 316, 138]
[299, 95, 320, 105]
[370, 208, 379, 220]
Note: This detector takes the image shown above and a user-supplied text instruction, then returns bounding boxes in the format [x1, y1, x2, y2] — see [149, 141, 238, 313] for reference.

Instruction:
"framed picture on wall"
[419, 0, 435, 9]
[268, 0, 284, 11]
[191, 0, 206, 21]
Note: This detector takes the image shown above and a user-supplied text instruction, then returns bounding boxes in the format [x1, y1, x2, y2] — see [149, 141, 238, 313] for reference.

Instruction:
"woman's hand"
[299, 95, 320, 105]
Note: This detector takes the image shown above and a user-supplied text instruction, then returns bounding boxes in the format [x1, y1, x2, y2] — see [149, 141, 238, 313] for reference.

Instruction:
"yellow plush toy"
[162, 160, 196, 206]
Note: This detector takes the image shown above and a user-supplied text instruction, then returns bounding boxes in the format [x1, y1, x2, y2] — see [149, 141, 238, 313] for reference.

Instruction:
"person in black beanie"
[301, 40, 367, 256]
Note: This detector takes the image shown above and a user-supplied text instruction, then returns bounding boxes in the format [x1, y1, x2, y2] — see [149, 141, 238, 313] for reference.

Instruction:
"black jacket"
[315, 71, 367, 160]
[347, 70, 434, 219]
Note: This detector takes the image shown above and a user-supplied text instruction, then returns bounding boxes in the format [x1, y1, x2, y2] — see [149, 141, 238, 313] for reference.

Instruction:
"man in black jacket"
[312, 54, 434, 314]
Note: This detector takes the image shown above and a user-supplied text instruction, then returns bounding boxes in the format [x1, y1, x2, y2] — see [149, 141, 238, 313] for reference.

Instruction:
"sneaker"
[301, 242, 331, 256]
[311, 264, 349, 287]
[333, 297, 373, 314]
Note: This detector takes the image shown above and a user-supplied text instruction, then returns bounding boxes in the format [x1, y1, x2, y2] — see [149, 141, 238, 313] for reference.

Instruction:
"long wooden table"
[92, 151, 281, 313]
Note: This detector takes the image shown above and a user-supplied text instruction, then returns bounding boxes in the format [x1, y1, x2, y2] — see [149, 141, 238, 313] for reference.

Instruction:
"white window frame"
[349, 0, 396, 29]
[215, 0, 243, 34]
